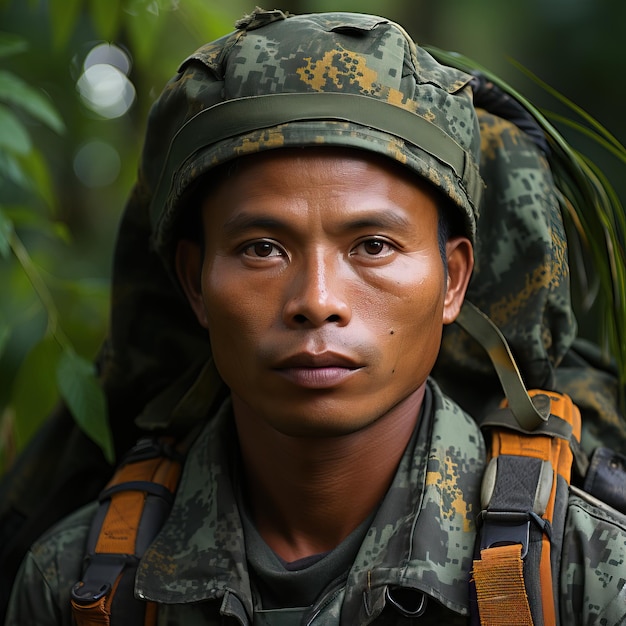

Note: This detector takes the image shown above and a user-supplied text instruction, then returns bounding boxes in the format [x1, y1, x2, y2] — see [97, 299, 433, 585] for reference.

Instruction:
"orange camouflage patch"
[296, 47, 379, 92]
[426, 455, 474, 532]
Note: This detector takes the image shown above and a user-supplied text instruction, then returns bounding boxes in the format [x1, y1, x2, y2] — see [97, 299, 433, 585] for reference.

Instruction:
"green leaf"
[0, 71, 65, 134]
[0, 206, 13, 258]
[12, 335, 62, 449]
[2, 206, 71, 244]
[0, 323, 10, 360]
[88, 0, 122, 39]
[543, 110, 626, 166]
[0, 152, 30, 190]
[0, 104, 31, 155]
[16, 148, 58, 211]
[56, 349, 114, 464]
[0, 32, 29, 58]
[510, 59, 626, 156]
[49, 0, 82, 50]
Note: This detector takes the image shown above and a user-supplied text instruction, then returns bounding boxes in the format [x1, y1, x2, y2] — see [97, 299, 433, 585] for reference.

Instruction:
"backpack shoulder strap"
[471, 389, 582, 626]
[70, 437, 184, 626]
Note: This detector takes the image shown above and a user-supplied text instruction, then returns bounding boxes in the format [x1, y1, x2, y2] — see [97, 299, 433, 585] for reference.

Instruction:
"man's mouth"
[273, 352, 363, 389]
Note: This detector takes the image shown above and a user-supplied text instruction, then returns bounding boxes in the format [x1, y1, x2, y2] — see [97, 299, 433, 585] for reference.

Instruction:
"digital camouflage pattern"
[434, 108, 575, 414]
[438, 110, 575, 389]
[3, 7, 626, 626]
[7, 382, 626, 625]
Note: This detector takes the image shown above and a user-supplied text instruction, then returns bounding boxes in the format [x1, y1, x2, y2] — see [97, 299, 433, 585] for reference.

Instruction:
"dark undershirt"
[241, 498, 375, 609]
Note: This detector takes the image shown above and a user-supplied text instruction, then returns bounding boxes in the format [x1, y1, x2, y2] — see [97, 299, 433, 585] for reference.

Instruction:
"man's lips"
[273, 352, 363, 389]
[274, 351, 361, 369]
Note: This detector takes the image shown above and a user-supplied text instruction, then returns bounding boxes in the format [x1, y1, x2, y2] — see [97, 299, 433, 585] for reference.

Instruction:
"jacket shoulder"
[6, 501, 97, 626]
[560, 487, 626, 625]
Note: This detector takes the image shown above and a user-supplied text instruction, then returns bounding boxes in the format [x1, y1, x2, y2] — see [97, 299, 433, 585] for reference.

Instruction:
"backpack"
[1, 53, 625, 625]
[438, 57, 626, 625]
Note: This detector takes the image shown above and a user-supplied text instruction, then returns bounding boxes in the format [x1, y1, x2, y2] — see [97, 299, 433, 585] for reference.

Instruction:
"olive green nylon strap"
[150, 92, 481, 229]
[456, 301, 551, 431]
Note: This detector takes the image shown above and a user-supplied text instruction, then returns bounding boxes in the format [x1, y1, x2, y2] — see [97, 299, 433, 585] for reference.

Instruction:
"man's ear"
[175, 239, 209, 329]
[442, 236, 474, 325]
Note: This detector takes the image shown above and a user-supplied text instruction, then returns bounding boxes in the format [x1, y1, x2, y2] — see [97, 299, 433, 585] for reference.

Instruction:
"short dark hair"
[436, 194, 465, 272]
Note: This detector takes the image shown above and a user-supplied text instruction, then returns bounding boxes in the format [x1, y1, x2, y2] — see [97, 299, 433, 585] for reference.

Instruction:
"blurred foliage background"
[1, 0, 624, 475]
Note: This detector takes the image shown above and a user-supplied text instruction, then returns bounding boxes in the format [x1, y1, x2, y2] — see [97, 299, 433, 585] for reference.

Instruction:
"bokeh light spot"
[73, 140, 121, 188]
[76, 43, 135, 119]
[84, 42, 131, 74]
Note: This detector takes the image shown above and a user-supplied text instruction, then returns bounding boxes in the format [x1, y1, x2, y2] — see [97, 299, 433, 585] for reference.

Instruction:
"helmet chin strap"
[455, 300, 551, 431]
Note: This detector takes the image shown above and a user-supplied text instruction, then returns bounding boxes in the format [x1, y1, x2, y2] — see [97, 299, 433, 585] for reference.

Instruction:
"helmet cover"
[141, 8, 483, 261]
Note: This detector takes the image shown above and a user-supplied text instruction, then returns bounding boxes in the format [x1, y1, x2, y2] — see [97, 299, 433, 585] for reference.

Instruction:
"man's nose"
[282, 253, 352, 328]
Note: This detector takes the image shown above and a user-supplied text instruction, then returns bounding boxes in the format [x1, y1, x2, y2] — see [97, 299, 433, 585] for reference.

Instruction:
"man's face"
[177, 149, 472, 437]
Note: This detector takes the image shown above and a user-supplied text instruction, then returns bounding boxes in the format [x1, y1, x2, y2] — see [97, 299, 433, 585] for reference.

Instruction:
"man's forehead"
[201, 147, 435, 197]
[199, 148, 440, 233]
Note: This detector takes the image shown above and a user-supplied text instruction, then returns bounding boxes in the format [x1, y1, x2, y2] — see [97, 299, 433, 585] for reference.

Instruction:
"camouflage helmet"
[142, 8, 483, 263]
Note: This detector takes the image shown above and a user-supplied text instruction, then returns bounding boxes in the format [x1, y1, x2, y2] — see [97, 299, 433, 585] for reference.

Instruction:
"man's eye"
[353, 238, 394, 257]
[243, 241, 283, 258]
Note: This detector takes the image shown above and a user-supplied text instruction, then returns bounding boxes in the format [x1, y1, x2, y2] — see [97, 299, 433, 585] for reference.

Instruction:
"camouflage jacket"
[6, 380, 626, 625]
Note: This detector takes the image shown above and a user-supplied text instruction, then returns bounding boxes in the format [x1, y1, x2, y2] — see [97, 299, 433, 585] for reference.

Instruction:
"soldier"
[6, 9, 626, 626]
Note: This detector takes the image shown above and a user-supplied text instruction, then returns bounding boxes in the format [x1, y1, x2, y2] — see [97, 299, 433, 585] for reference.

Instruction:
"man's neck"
[232, 386, 425, 563]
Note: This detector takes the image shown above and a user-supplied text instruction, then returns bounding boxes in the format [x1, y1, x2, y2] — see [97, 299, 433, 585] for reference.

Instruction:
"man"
[6, 8, 626, 625]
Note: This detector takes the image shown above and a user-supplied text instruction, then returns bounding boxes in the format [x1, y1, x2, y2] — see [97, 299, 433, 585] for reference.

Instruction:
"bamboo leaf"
[56, 349, 114, 463]
[0, 71, 65, 134]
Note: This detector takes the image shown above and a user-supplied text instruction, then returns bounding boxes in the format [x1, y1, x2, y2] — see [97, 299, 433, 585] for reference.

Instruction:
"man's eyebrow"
[221, 213, 287, 236]
[220, 209, 414, 235]
[337, 211, 413, 232]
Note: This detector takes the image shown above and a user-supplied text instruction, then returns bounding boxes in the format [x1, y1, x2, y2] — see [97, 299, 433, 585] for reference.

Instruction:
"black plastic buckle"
[479, 511, 531, 559]
[70, 554, 130, 604]
[385, 587, 427, 618]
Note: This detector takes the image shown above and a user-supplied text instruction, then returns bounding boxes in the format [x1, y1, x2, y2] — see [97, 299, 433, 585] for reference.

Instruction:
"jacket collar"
[135, 380, 485, 621]
[341, 381, 485, 621]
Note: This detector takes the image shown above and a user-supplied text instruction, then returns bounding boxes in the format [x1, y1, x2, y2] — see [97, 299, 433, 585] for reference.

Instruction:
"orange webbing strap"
[472, 390, 581, 626]
[472, 544, 533, 625]
[94, 455, 181, 555]
[71, 439, 183, 626]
